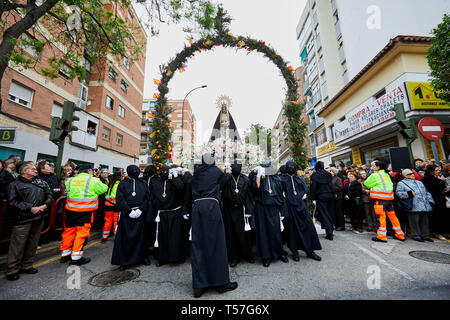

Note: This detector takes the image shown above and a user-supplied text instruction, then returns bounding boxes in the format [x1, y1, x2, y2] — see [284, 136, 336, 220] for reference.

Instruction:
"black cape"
[149, 176, 185, 263]
[190, 164, 230, 289]
[310, 170, 335, 231]
[250, 172, 286, 260]
[221, 173, 254, 261]
[111, 177, 150, 266]
[280, 174, 321, 253]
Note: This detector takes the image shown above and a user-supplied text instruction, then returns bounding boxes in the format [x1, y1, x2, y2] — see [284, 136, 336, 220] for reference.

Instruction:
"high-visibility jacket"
[65, 173, 108, 212]
[105, 181, 120, 207]
[364, 170, 394, 200]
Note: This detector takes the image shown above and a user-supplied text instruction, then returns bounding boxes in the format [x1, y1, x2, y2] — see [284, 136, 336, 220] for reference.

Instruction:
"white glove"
[183, 214, 190, 220]
[129, 209, 142, 219]
[244, 214, 252, 218]
[170, 168, 178, 178]
[312, 200, 316, 205]
[129, 209, 137, 218]
[302, 194, 307, 200]
[257, 167, 265, 178]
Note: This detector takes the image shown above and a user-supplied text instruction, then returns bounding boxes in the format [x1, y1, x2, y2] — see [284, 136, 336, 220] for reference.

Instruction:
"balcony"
[307, 117, 324, 133]
[72, 131, 97, 149]
[308, 66, 318, 83]
[306, 98, 314, 113]
[316, 34, 322, 51]
[312, 11, 318, 27]
[331, 0, 337, 14]
[312, 90, 322, 107]
[339, 44, 346, 64]
[303, 78, 311, 95]
[335, 21, 342, 39]
[309, 0, 316, 9]
[318, 56, 325, 75]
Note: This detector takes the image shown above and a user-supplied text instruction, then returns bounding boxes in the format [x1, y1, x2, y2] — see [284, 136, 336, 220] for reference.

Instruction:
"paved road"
[0, 225, 449, 301]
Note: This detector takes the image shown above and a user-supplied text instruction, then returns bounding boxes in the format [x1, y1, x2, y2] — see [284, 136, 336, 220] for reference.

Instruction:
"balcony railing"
[335, 21, 342, 39]
[316, 34, 322, 51]
[307, 116, 324, 133]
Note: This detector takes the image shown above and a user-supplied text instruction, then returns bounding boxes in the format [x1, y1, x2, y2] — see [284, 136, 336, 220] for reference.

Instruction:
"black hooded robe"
[281, 174, 322, 254]
[111, 176, 150, 266]
[190, 163, 231, 289]
[250, 172, 286, 261]
[181, 171, 194, 258]
[149, 172, 185, 263]
[310, 163, 335, 233]
[221, 172, 254, 262]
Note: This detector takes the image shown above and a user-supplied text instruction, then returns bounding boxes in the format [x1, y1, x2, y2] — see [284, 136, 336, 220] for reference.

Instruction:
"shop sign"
[0, 129, 15, 144]
[351, 146, 362, 166]
[317, 141, 341, 156]
[405, 82, 450, 110]
[333, 85, 406, 143]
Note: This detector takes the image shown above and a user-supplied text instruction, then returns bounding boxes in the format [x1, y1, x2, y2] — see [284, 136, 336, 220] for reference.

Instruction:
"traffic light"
[394, 103, 417, 141]
[49, 101, 82, 146]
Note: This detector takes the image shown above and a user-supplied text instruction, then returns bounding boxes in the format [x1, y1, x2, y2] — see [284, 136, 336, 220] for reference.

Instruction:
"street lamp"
[180, 85, 207, 159]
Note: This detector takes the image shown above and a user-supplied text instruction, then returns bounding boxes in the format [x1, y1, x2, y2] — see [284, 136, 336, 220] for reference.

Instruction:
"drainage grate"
[409, 251, 450, 264]
[88, 268, 140, 287]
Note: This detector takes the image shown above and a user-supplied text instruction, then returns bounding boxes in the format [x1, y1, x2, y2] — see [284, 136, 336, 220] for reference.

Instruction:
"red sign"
[418, 117, 444, 141]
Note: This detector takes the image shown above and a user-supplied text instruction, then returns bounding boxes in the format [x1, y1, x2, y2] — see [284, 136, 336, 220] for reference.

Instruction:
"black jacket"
[310, 170, 333, 200]
[7, 176, 53, 225]
[38, 172, 61, 199]
[0, 169, 16, 201]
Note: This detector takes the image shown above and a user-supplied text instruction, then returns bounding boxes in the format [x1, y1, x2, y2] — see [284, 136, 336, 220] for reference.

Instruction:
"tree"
[0, 0, 217, 110]
[427, 13, 450, 103]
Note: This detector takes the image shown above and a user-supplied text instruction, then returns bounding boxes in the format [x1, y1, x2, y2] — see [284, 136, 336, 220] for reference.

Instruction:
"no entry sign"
[418, 117, 444, 141]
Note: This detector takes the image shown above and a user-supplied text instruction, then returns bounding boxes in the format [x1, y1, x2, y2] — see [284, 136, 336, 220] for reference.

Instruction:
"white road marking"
[338, 233, 415, 282]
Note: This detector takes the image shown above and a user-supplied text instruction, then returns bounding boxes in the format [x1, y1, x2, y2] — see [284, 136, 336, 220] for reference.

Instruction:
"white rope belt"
[154, 206, 182, 248]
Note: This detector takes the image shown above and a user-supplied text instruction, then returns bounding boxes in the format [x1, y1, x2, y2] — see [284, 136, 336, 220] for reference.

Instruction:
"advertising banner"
[405, 82, 450, 110]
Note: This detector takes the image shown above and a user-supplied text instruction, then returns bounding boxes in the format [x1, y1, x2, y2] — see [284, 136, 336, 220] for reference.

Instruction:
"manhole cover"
[88, 268, 140, 287]
[409, 251, 450, 264]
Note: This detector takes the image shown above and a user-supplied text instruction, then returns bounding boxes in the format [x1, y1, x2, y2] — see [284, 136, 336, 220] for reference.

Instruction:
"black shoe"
[230, 258, 239, 268]
[423, 238, 434, 242]
[101, 238, 107, 243]
[60, 256, 71, 263]
[325, 234, 333, 240]
[412, 237, 424, 242]
[179, 257, 186, 264]
[279, 255, 289, 263]
[119, 265, 128, 271]
[70, 257, 91, 266]
[292, 251, 300, 262]
[246, 256, 255, 264]
[307, 252, 322, 261]
[394, 236, 406, 242]
[193, 287, 207, 298]
[6, 273, 19, 281]
[19, 268, 38, 274]
[372, 237, 387, 243]
[216, 282, 238, 293]
[263, 259, 270, 267]
[335, 227, 345, 231]
[156, 261, 166, 267]
[143, 257, 151, 265]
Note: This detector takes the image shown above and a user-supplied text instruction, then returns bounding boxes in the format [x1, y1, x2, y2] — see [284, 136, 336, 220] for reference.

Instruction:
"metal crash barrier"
[0, 195, 107, 244]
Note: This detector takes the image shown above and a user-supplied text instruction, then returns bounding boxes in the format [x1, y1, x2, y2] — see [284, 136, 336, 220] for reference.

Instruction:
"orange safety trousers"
[102, 211, 119, 239]
[373, 200, 405, 241]
[60, 213, 94, 260]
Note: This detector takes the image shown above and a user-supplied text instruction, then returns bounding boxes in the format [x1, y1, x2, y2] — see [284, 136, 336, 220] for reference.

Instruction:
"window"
[177, 113, 182, 118]
[108, 66, 118, 81]
[176, 123, 182, 128]
[51, 102, 63, 118]
[102, 126, 111, 141]
[120, 79, 128, 92]
[116, 133, 123, 146]
[106, 95, 114, 110]
[19, 33, 40, 59]
[77, 84, 88, 110]
[123, 56, 130, 69]
[315, 127, 327, 146]
[8, 81, 34, 108]
[58, 63, 72, 80]
[83, 56, 91, 72]
[177, 103, 183, 107]
[118, 105, 125, 118]
[87, 121, 97, 135]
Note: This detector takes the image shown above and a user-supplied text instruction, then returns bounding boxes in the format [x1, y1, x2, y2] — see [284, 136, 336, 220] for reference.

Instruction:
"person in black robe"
[250, 161, 289, 267]
[180, 165, 193, 260]
[221, 161, 255, 268]
[189, 153, 237, 298]
[111, 165, 150, 270]
[281, 161, 322, 262]
[310, 161, 335, 241]
[142, 165, 157, 265]
[149, 165, 185, 266]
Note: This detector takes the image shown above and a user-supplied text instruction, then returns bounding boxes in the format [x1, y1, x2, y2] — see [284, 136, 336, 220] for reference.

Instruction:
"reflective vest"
[65, 173, 108, 212]
[364, 170, 394, 200]
[105, 181, 120, 207]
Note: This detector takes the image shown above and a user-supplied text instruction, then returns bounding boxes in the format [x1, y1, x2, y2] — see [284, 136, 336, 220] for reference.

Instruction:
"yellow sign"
[423, 138, 444, 160]
[317, 141, 340, 156]
[405, 82, 450, 110]
[352, 146, 362, 166]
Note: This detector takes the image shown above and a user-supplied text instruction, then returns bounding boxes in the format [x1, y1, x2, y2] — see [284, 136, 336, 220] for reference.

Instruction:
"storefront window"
[361, 139, 397, 165]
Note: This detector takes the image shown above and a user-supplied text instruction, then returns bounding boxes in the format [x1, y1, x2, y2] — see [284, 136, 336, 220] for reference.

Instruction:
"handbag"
[397, 181, 415, 211]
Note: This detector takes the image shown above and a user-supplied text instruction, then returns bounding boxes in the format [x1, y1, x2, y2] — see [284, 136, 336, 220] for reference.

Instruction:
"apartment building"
[140, 99, 196, 167]
[296, 0, 450, 163]
[0, 3, 147, 172]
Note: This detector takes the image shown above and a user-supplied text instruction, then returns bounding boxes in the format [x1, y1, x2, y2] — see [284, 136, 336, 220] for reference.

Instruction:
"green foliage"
[427, 13, 450, 103]
[150, 6, 308, 169]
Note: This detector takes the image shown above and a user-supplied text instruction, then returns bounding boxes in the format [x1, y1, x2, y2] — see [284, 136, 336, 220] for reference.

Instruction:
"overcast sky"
[137, 0, 307, 144]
